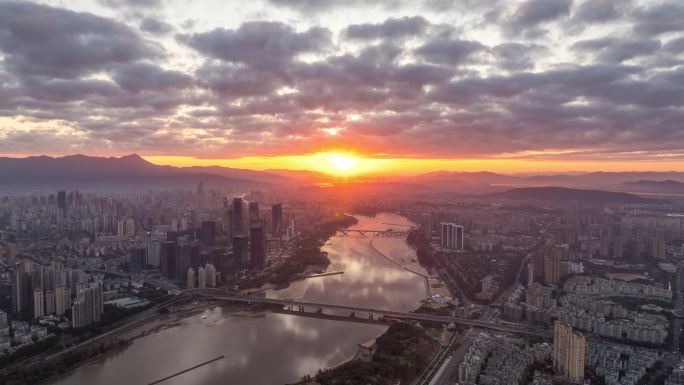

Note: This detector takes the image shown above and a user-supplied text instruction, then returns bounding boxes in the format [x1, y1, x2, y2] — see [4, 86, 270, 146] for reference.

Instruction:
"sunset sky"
[1, 0, 683, 175]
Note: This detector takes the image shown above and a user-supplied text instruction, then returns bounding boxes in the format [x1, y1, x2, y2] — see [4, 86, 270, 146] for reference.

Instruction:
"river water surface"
[51, 213, 427, 385]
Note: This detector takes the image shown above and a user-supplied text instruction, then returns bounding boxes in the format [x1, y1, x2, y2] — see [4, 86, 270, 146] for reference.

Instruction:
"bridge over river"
[181, 290, 550, 338]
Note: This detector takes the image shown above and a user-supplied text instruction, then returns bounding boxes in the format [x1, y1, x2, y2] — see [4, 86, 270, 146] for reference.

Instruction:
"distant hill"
[0, 154, 271, 192]
[489, 187, 664, 204]
[622, 180, 684, 194]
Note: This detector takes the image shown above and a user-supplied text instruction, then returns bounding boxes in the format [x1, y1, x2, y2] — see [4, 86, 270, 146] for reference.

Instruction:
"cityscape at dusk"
[1, 0, 684, 385]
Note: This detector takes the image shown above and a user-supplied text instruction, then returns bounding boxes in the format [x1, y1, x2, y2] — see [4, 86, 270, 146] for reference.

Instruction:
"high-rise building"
[198, 266, 206, 288]
[187, 268, 195, 289]
[129, 248, 145, 272]
[146, 241, 161, 268]
[440, 223, 464, 251]
[71, 282, 103, 328]
[232, 198, 244, 233]
[248, 202, 259, 225]
[72, 301, 85, 328]
[200, 221, 216, 247]
[527, 262, 534, 287]
[160, 241, 177, 280]
[232, 234, 249, 269]
[45, 290, 55, 315]
[249, 225, 265, 270]
[271, 204, 283, 236]
[205, 263, 217, 287]
[544, 252, 561, 285]
[55, 284, 69, 316]
[33, 288, 44, 319]
[57, 190, 66, 212]
[553, 321, 586, 383]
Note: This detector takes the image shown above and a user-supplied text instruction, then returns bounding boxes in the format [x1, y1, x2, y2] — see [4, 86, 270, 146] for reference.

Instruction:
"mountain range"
[0, 154, 273, 192]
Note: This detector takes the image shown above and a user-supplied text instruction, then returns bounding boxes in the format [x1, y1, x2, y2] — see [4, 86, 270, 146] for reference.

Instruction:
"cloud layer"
[0, 0, 683, 161]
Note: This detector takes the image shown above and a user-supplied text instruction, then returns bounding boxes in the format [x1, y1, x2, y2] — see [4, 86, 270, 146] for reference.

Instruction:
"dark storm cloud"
[0, 1, 158, 79]
[178, 22, 331, 71]
[345, 16, 429, 40]
[633, 2, 684, 35]
[140, 18, 175, 34]
[492, 43, 547, 71]
[112, 63, 193, 93]
[415, 39, 485, 66]
[572, 37, 661, 63]
[573, 0, 626, 23]
[505, 0, 573, 34]
[664, 37, 684, 54]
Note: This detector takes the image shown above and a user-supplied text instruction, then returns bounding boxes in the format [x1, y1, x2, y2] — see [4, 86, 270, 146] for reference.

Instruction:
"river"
[51, 213, 428, 385]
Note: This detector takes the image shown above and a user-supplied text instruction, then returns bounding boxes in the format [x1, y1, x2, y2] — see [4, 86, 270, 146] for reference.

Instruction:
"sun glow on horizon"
[326, 153, 359, 175]
[142, 153, 684, 178]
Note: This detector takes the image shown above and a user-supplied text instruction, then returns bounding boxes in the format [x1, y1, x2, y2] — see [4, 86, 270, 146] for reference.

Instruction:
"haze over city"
[1, 1, 684, 385]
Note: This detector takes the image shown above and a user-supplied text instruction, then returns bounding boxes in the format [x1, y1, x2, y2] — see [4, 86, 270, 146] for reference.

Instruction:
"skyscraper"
[553, 321, 586, 383]
[250, 225, 265, 270]
[57, 190, 66, 212]
[200, 221, 216, 247]
[271, 204, 283, 236]
[232, 198, 244, 233]
[160, 241, 177, 280]
[232, 234, 249, 269]
[248, 202, 259, 225]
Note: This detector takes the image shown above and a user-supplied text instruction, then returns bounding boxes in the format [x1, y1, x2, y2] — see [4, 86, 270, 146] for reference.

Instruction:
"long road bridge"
[336, 229, 411, 237]
[183, 290, 550, 338]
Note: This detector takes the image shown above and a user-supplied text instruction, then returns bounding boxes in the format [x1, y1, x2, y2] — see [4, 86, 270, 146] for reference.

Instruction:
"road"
[430, 328, 481, 385]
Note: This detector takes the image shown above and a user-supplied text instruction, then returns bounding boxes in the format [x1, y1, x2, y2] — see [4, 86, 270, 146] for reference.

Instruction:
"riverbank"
[239, 215, 358, 290]
[314, 323, 439, 385]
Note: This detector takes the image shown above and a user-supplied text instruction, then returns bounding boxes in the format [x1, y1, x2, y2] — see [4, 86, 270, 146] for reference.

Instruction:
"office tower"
[225, 208, 234, 239]
[13, 269, 32, 314]
[205, 264, 217, 287]
[45, 290, 55, 315]
[198, 267, 206, 288]
[146, 241, 161, 268]
[57, 190, 66, 212]
[129, 248, 145, 272]
[232, 198, 244, 233]
[527, 262, 534, 287]
[33, 288, 44, 319]
[249, 225, 265, 270]
[200, 221, 216, 247]
[187, 268, 195, 289]
[440, 223, 464, 251]
[554, 321, 586, 383]
[271, 204, 283, 235]
[232, 235, 249, 269]
[160, 241, 177, 280]
[248, 202, 259, 225]
[544, 252, 561, 284]
[287, 218, 297, 239]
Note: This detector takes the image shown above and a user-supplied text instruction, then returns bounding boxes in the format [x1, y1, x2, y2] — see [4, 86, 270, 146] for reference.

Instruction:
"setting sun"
[327, 153, 358, 174]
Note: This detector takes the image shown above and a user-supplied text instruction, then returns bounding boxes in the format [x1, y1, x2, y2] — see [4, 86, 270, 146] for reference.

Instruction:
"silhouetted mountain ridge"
[0, 154, 272, 191]
[489, 187, 664, 204]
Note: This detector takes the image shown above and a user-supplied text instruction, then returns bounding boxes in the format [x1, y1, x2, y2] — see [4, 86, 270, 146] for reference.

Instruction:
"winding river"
[51, 213, 427, 385]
